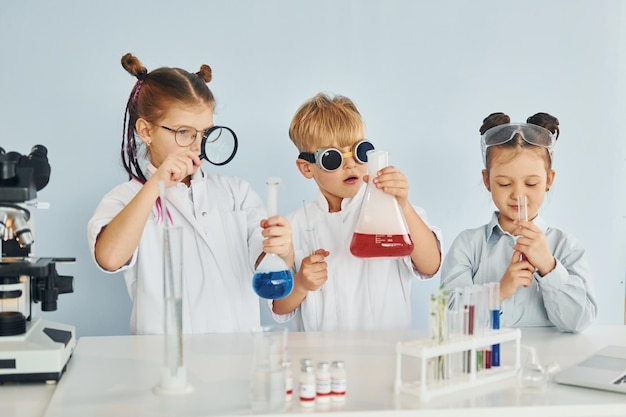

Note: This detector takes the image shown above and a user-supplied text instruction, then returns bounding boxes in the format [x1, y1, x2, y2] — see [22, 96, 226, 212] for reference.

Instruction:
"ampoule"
[285, 359, 293, 401]
[315, 361, 331, 403]
[330, 360, 347, 401]
[299, 364, 316, 406]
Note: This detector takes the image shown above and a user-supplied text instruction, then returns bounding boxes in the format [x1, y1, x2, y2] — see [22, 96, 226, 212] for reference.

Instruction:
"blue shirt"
[440, 212, 596, 332]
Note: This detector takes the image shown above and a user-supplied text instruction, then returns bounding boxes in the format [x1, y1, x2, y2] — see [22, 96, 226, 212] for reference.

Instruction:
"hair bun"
[196, 64, 212, 83]
[121, 53, 148, 80]
[480, 112, 510, 135]
[527, 112, 560, 140]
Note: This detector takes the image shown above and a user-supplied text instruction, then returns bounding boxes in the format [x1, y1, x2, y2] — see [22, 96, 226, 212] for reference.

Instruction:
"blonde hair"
[289, 93, 365, 152]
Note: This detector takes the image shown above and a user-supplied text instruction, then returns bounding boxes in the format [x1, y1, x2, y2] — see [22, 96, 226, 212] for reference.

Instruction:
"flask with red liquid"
[349, 150, 413, 258]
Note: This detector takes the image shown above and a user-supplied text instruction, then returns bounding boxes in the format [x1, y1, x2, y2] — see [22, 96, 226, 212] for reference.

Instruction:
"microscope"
[0, 145, 76, 383]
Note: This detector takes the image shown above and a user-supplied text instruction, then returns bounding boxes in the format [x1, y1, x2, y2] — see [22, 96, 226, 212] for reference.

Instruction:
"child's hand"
[500, 250, 534, 300]
[297, 249, 330, 291]
[260, 215, 294, 260]
[369, 166, 410, 208]
[513, 220, 556, 276]
[153, 150, 201, 186]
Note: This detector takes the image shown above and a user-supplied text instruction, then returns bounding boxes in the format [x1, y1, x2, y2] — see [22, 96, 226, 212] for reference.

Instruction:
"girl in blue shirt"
[441, 112, 596, 332]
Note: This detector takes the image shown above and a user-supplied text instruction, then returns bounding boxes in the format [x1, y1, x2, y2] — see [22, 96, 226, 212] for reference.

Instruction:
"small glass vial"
[330, 360, 346, 401]
[315, 361, 331, 403]
[299, 364, 316, 406]
[284, 360, 293, 401]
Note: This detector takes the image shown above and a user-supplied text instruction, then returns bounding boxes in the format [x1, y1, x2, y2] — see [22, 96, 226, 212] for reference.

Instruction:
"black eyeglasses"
[161, 125, 239, 166]
[161, 125, 213, 147]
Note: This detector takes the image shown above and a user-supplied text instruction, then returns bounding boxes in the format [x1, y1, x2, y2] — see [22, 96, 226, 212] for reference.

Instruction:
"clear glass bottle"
[350, 150, 413, 258]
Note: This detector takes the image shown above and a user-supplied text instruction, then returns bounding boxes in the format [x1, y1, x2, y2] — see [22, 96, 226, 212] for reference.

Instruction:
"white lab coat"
[88, 166, 265, 334]
[271, 186, 442, 331]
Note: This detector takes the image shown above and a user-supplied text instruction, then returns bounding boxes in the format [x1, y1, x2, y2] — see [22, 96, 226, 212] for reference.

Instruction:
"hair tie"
[137, 69, 147, 81]
[131, 79, 144, 103]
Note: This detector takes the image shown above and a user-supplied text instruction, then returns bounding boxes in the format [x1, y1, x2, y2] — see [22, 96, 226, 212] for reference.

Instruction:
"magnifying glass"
[199, 126, 238, 166]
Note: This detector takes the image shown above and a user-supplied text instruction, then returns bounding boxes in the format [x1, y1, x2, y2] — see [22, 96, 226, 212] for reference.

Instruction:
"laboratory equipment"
[315, 361, 331, 403]
[153, 182, 192, 395]
[489, 282, 501, 367]
[395, 327, 521, 402]
[302, 200, 320, 254]
[0, 145, 76, 383]
[330, 360, 347, 400]
[298, 363, 316, 405]
[284, 359, 294, 400]
[350, 150, 413, 258]
[252, 178, 294, 299]
[198, 125, 238, 166]
[428, 286, 449, 381]
[518, 345, 548, 390]
[250, 325, 288, 412]
[517, 194, 528, 261]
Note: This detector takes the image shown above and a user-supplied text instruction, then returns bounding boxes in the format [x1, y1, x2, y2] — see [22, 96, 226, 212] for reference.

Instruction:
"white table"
[2, 325, 626, 417]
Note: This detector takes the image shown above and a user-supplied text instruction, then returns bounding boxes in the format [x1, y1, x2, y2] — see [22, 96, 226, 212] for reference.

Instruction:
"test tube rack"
[394, 328, 521, 401]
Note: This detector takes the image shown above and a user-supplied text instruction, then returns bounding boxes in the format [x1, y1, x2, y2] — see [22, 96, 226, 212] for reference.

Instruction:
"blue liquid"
[252, 270, 294, 300]
[491, 309, 501, 367]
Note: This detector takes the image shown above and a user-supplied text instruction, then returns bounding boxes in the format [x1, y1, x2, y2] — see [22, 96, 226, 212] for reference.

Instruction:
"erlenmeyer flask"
[252, 178, 294, 299]
[350, 150, 414, 258]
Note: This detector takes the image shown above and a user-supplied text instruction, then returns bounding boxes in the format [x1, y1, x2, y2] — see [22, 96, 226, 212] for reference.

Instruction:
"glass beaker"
[250, 325, 288, 413]
[252, 178, 294, 299]
[349, 150, 414, 258]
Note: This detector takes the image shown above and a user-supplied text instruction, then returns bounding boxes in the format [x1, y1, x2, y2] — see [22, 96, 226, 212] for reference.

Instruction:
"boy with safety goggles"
[269, 92, 442, 331]
[441, 112, 596, 332]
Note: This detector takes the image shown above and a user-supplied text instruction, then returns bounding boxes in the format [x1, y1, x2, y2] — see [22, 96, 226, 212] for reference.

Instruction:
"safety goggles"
[298, 140, 375, 172]
[481, 123, 556, 166]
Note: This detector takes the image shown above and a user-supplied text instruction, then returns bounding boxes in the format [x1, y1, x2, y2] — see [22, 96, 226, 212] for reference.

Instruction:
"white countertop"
[2, 325, 626, 417]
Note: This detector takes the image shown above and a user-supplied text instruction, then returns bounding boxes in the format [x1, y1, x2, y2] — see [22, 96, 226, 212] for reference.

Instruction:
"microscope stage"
[0, 317, 76, 383]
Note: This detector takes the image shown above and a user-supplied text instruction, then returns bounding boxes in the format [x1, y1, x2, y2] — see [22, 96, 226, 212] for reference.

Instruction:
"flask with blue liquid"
[252, 178, 294, 299]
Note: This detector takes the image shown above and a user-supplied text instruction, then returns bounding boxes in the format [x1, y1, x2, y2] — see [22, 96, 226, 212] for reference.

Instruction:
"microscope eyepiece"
[0, 145, 51, 192]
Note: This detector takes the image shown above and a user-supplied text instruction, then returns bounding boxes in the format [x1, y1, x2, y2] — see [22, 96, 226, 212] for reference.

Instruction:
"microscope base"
[0, 317, 76, 383]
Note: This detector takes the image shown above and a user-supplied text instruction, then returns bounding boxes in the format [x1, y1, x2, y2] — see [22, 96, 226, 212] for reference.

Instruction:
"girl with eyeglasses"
[87, 54, 294, 334]
[441, 112, 596, 332]
[269, 93, 442, 331]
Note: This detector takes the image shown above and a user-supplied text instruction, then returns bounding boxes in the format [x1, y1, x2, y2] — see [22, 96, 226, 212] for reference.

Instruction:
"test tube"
[154, 181, 191, 395]
[462, 286, 474, 373]
[517, 195, 528, 262]
[517, 194, 528, 223]
[474, 285, 489, 370]
[489, 282, 501, 367]
[302, 201, 320, 253]
[447, 288, 463, 378]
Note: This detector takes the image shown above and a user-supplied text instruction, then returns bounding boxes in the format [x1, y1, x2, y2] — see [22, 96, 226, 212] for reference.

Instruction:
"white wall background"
[0, 1, 624, 336]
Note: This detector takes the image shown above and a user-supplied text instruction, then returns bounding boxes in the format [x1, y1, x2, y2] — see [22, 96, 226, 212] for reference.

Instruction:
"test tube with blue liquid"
[489, 282, 501, 367]
[252, 178, 294, 300]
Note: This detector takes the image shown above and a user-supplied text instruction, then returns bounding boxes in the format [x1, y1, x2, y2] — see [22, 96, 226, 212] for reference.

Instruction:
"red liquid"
[484, 349, 492, 369]
[349, 233, 414, 258]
